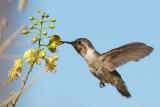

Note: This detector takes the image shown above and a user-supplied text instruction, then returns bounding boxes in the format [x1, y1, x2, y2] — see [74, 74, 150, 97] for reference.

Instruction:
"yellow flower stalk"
[2, 10, 62, 107]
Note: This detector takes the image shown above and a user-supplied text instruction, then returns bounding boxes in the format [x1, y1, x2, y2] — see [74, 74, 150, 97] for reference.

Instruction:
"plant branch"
[0, 70, 43, 107]
[0, 11, 59, 107]
[8, 14, 45, 107]
[11, 61, 34, 107]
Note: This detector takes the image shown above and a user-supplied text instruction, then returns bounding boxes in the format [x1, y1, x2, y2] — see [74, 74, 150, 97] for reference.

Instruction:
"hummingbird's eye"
[77, 40, 82, 44]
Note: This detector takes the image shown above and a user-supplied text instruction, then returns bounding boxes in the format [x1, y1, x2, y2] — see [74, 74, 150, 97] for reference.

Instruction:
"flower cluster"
[7, 9, 62, 83]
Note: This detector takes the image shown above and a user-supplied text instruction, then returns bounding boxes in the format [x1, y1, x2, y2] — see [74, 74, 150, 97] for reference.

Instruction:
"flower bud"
[50, 18, 56, 22]
[42, 30, 47, 35]
[32, 36, 38, 43]
[49, 24, 55, 29]
[34, 21, 38, 25]
[44, 13, 49, 18]
[29, 16, 34, 20]
[36, 9, 41, 13]
[22, 29, 29, 34]
[40, 19, 43, 23]
[29, 25, 34, 29]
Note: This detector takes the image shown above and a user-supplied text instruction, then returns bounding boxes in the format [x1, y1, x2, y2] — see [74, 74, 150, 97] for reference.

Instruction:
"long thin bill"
[60, 41, 73, 44]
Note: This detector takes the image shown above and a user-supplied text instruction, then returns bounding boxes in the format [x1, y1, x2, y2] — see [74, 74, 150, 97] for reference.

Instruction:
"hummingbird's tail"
[112, 70, 131, 98]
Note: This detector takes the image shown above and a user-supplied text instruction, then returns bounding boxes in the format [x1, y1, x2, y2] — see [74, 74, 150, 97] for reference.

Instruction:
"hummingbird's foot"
[99, 81, 105, 88]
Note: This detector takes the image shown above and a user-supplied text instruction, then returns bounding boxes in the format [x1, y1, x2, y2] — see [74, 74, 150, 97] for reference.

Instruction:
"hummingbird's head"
[61, 38, 95, 57]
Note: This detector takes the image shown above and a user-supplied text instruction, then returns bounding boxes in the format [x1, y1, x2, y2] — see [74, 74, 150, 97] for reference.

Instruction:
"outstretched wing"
[101, 42, 153, 71]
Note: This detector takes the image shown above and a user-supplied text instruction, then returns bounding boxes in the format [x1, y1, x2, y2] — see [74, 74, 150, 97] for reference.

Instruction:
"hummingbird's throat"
[82, 48, 96, 62]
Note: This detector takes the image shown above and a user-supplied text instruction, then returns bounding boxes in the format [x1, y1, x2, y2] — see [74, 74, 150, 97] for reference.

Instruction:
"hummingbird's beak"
[60, 41, 74, 45]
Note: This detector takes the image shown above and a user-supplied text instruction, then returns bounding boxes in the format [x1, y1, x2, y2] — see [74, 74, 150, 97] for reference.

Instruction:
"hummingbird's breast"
[81, 47, 111, 82]
[86, 55, 113, 82]
[89, 63, 114, 83]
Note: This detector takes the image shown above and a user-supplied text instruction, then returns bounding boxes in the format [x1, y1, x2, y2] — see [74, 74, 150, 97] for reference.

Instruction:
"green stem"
[40, 44, 48, 47]
[12, 63, 34, 107]
[38, 14, 44, 49]
[12, 50, 41, 107]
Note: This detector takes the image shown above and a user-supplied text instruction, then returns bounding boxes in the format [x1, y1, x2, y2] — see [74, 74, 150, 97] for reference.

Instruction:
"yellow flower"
[7, 59, 23, 82]
[35, 59, 41, 65]
[48, 43, 56, 53]
[49, 34, 61, 46]
[14, 58, 23, 68]
[53, 56, 59, 60]
[45, 56, 59, 72]
[8, 68, 21, 82]
[50, 42, 56, 48]
[23, 49, 41, 64]
[38, 49, 46, 58]
[23, 49, 34, 58]
[48, 35, 62, 53]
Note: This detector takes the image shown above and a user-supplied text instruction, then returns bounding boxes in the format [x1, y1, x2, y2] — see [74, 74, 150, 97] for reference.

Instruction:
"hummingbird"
[61, 38, 153, 98]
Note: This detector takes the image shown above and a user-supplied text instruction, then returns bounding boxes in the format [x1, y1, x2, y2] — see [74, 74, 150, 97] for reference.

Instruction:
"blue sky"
[0, 0, 160, 107]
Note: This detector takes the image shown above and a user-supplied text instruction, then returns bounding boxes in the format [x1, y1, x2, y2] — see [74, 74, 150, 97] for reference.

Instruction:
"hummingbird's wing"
[101, 42, 153, 71]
